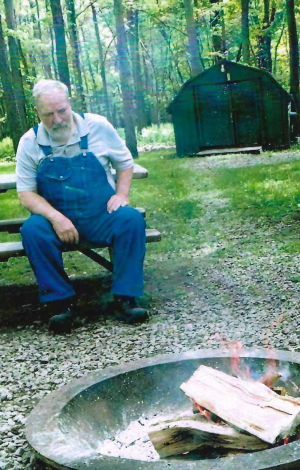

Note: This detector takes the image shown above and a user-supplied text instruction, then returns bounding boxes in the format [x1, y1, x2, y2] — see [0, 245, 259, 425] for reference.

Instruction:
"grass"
[2, 141, 300, 285]
[211, 162, 300, 220]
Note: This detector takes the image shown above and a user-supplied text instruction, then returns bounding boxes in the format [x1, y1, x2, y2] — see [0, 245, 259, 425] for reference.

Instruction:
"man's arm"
[107, 167, 133, 213]
[18, 191, 79, 244]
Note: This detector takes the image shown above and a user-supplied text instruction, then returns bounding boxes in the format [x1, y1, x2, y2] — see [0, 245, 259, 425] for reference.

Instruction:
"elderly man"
[16, 79, 147, 333]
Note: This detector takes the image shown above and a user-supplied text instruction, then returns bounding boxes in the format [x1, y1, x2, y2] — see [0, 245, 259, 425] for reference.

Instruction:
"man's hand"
[50, 214, 79, 244]
[107, 194, 129, 213]
[18, 191, 79, 244]
[107, 167, 133, 213]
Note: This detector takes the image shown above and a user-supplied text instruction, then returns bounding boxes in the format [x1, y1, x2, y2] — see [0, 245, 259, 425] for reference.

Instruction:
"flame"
[192, 399, 212, 421]
[259, 348, 281, 387]
[230, 341, 243, 375]
[229, 341, 252, 379]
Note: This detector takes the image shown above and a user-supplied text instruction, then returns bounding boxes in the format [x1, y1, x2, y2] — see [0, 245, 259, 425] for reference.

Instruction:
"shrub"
[116, 123, 175, 147]
[0, 137, 15, 162]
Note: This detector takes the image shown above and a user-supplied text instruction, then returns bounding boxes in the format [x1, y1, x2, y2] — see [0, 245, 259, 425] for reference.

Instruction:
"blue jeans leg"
[79, 207, 146, 297]
[20, 214, 75, 303]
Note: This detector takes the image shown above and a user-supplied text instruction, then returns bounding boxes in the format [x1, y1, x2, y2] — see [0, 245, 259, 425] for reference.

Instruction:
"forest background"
[0, 0, 299, 157]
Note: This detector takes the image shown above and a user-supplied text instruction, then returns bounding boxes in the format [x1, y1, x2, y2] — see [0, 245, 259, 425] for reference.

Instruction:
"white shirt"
[16, 112, 133, 192]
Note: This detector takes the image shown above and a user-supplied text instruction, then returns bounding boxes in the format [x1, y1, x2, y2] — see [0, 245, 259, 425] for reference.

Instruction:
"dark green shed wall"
[168, 60, 291, 156]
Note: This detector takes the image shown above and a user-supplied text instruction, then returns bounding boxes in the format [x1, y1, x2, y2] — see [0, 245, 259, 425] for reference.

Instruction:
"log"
[180, 365, 300, 444]
[147, 414, 269, 458]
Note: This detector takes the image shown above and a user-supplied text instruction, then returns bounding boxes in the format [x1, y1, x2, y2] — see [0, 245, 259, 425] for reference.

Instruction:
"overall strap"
[33, 124, 53, 157]
[78, 112, 88, 150]
[79, 134, 88, 150]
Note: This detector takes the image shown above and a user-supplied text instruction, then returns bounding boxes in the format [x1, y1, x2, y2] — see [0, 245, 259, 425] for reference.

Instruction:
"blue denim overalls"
[21, 123, 146, 303]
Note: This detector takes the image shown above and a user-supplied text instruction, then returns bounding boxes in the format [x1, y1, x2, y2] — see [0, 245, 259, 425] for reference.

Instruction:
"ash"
[97, 416, 160, 461]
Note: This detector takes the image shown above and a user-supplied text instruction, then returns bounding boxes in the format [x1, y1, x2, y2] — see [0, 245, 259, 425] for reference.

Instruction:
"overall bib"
[21, 128, 146, 303]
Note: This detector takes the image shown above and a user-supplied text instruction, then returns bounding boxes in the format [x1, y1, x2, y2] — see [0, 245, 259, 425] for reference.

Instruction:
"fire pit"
[26, 348, 300, 470]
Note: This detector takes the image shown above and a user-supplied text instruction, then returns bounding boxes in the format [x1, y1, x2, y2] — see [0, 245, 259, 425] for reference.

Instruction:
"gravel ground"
[1, 149, 300, 469]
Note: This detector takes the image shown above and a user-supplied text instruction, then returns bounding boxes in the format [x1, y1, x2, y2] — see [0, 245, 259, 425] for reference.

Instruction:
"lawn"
[1, 145, 300, 290]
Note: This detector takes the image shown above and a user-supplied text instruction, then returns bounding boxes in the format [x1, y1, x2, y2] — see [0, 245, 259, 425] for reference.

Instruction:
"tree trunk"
[80, 27, 97, 92]
[65, 0, 86, 110]
[30, 0, 53, 78]
[273, 22, 285, 75]
[141, 51, 153, 126]
[241, 0, 251, 64]
[286, 0, 300, 135]
[49, 26, 59, 79]
[140, 40, 160, 126]
[91, 5, 112, 122]
[210, 0, 225, 62]
[113, 0, 138, 157]
[0, 16, 25, 152]
[3, 0, 28, 133]
[49, 0, 71, 91]
[183, 0, 204, 76]
[257, 0, 275, 71]
[127, 9, 148, 132]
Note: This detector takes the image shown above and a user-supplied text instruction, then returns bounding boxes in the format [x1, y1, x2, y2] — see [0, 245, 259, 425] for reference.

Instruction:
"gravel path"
[192, 148, 300, 169]
[1, 150, 300, 469]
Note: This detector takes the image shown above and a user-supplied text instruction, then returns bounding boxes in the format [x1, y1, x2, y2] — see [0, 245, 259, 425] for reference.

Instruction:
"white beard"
[48, 123, 72, 143]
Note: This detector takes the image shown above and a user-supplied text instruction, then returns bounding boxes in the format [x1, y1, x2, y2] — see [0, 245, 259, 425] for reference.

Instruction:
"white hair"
[32, 79, 69, 107]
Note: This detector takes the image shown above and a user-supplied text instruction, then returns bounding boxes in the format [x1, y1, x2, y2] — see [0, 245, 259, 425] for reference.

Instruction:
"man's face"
[35, 89, 74, 142]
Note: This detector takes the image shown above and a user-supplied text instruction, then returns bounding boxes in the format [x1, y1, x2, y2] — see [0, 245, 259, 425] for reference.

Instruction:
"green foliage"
[0, 138, 15, 162]
[117, 123, 175, 147]
[138, 124, 175, 145]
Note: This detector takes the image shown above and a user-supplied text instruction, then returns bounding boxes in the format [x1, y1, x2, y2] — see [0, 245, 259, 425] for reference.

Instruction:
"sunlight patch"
[192, 242, 225, 257]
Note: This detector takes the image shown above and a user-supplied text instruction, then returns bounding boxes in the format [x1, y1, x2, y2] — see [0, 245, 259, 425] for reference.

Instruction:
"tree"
[183, 0, 204, 75]
[113, 0, 138, 157]
[0, 15, 25, 151]
[29, 0, 53, 78]
[65, 0, 86, 109]
[210, 0, 226, 62]
[49, 0, 71, 91]
[286, 0, 300, 135]
[127, 8, 148, 132]
[257, 0, 275, 71]
[91, 5, 112, 122]
[3, 0, 28, 133]
[241, 0, 251, 64]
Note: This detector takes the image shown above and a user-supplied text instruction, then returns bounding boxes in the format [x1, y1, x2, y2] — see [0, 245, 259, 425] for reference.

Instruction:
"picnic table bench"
[0, 163, 161, 272]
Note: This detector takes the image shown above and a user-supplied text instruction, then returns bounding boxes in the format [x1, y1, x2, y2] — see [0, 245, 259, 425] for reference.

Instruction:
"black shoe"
[114, 296, 148, 324]
[48, 307, 74, 334]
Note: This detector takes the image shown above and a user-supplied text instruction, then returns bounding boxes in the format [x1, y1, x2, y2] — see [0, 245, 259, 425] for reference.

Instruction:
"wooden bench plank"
[0, 208, 146, 233]
[0, 229, 161, 263]
[0, 163, 148, 193]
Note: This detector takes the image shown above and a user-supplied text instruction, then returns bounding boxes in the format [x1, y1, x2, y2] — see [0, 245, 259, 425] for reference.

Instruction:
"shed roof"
[167, 59, 291, 113]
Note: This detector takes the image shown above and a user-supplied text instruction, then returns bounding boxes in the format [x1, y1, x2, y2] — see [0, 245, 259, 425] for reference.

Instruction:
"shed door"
[194, 84, 234, 147]
[230, 79, 262, 146]
[194, 79, 262, 149]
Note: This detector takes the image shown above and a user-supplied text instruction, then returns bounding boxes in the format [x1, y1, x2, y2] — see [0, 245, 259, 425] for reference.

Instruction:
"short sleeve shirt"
[16, 112, 134, 192]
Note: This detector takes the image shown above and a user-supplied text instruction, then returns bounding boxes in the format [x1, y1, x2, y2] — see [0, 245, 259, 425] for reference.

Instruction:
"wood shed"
[167, 60, 291, 156]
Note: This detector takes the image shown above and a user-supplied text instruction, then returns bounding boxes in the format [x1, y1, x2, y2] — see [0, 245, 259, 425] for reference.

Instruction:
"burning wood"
[148, 413, 269, 458]
[180, 365, 300, 444]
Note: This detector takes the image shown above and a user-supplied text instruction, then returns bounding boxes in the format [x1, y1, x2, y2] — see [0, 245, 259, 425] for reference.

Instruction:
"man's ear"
[34, 107, 41, 121]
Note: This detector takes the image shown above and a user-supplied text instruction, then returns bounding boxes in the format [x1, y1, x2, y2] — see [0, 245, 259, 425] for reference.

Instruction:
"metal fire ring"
[26, 348, 300, 470]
